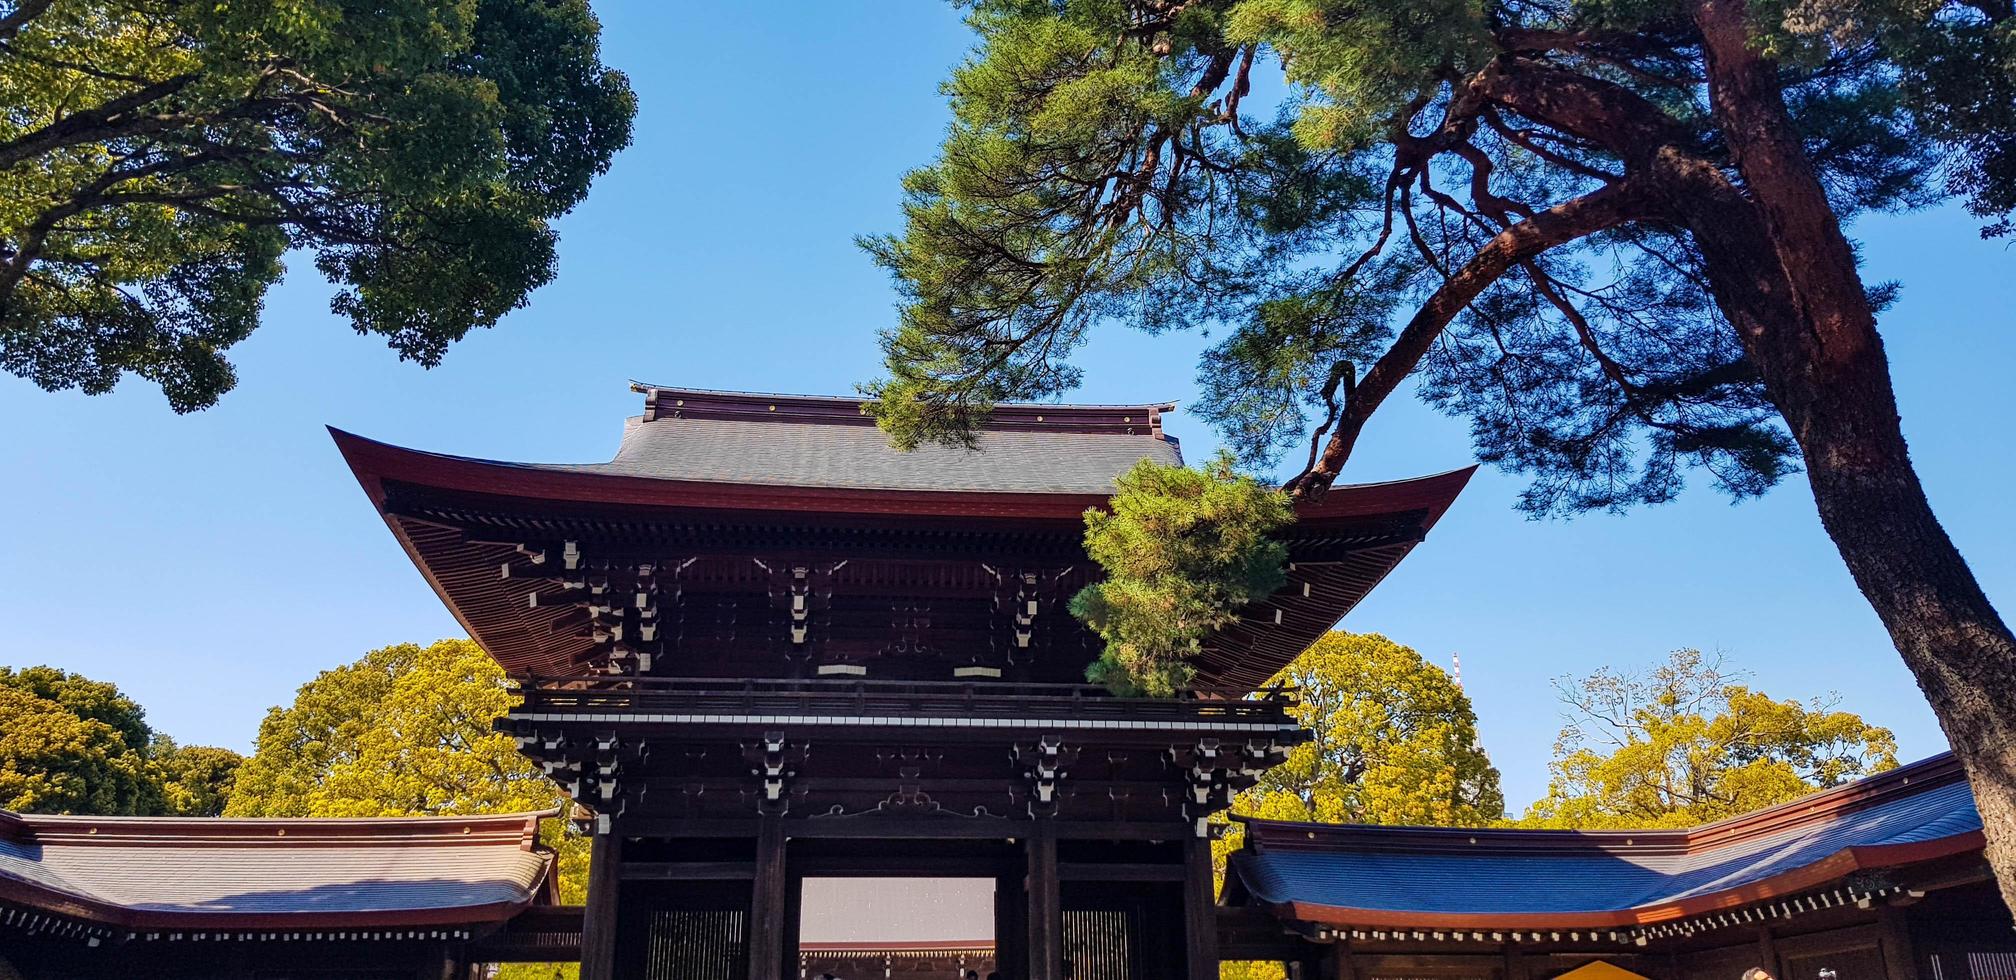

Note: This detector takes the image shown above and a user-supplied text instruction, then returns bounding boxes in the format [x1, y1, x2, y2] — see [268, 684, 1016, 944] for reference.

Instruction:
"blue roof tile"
[1229, 753, 1982, 927]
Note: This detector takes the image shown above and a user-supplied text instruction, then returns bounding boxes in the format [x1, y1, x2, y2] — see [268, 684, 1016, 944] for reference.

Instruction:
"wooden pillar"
[1027, 821, 1063, 980]
[1322, 942, 1355, 980]
[1504, 947, 1528, 980]
[998, 852, 1030, 980]
[1184, 832, 1220, 980]
[580, 830, 623, 980]
[1758, 925, 1784, 980]
[750, 816, 790, 980]
[1878, 905, 1921, 980]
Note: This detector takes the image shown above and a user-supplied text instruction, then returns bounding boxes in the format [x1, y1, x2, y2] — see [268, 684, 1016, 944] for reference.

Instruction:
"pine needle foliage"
[1072, 452, 1293, 695]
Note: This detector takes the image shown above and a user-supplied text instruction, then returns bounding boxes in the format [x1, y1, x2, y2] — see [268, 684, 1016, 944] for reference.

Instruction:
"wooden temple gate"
[334, 386, 1473, 980]
[519, 678, 1270, 980]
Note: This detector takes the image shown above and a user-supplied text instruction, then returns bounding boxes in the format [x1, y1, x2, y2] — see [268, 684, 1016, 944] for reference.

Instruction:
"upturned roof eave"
[329, 426, 1475, 523]
[1238, 829, 1984, 932]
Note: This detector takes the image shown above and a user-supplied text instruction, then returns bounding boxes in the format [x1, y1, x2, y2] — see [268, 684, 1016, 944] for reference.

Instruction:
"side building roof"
[1226, 753, 1984, 942]
[0, 809, 557, 936]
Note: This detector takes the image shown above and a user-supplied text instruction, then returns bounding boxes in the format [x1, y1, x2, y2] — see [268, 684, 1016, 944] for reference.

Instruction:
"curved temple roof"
[0, 809, 556, 930]
[332, 386, 1475, 687]
[575, 385, 1185, 495]
[1228, 753, 1983, 932]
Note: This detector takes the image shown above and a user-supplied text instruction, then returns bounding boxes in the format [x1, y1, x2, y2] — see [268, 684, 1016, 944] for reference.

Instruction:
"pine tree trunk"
[1684, 0, 2016, 910]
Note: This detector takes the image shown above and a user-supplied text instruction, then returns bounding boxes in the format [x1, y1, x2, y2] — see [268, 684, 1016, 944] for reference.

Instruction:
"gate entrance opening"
[798, 877, 993, 979]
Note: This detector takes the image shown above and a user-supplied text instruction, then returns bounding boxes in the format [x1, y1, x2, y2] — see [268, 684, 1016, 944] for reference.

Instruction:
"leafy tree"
[0, 664, 151, 752]
[227, 639, 564, 818]
[0, 665, 239, 815]
[1234, 633, 1504, 827]
[0, 684, 151, 814]
[1519, 649, 1898, 829]
[866, 0, 2016, 903]
[227, 639, 588, 979]
[145, 737, 243, 817]
[1070, 452, 1292, 694]
[0, 0, 634, 411]
[1213, 633, 1500, 980]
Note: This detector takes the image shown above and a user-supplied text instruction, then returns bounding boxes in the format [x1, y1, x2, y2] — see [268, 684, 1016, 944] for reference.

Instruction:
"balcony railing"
[511, 675, 1298, 728]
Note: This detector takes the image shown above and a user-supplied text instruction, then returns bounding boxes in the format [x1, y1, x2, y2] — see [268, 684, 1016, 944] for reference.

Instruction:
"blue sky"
[3, 1, 2011, 811]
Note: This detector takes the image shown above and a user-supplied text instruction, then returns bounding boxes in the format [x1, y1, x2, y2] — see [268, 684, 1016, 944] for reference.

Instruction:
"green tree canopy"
[0, 665, 150, 752]
[0, 665, 239, 815]
[146, 737, 245, 817]
[226, 638, 562, 818]
[0, 684, 150, 814]
[1213, 631, 1501, 980]
[1518, 649, 1898, 829]
[1070, 452, 1293, 695]
[1233, 632, 1503, 828]
[0, 0, 634, 411]
[225, 637, 589, 933]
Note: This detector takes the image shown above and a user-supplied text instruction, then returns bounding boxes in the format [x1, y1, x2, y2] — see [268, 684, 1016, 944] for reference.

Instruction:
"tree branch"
[0, 0, 53, 44]
[1286, 180, 1659, 497]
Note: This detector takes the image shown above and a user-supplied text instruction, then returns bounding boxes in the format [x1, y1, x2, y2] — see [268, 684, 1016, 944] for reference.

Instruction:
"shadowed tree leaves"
[0, 0, 635, 411]
[145, 738, 244, 817]
[1519, 649, 1898, 828]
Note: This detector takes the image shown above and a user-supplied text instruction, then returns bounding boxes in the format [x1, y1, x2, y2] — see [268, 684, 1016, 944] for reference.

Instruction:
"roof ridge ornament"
[629, 382, 1178, 436]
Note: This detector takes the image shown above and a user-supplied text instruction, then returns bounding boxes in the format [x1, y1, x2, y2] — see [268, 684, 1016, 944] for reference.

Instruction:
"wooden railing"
[512, 675, 1297, 727]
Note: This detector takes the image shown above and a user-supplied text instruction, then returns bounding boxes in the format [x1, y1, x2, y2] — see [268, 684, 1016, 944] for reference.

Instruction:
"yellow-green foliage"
[1071, 453, 1294, 695]
[1222, 962, 1290, 980]
[1240, 632, 1504, 826]
[1517, 649, 1898, 829]
[0, 666, 239, 816]
[227, 639, 589, 978]
[0, 684, 150, 815]
[226, 639, 591, 910]
[1212, 632, 1503, 886]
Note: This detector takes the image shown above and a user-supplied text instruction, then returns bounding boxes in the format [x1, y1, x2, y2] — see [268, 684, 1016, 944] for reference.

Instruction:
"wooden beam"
[1185, 833, 1220, 980]
[1058, 861, 1187, 882]
[1027, 821, 1063, 980]
[749, 817, 789, 980]
[579, 830, 622, 980]
[619, 861, 756, 880]
[616, 816, 1191, 840]
[998, 861, 1030, 980]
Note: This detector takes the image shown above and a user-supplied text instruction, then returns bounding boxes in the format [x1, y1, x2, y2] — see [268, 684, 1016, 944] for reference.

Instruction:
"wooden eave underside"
[333, 429, 1472, 687]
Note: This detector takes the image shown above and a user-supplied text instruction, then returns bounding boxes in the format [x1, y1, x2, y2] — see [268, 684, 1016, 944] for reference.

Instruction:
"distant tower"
[1451, 652, 1464, 689]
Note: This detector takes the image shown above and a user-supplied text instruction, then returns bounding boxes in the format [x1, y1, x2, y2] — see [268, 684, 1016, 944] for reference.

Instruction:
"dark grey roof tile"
[539, 416, 1184, 494]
